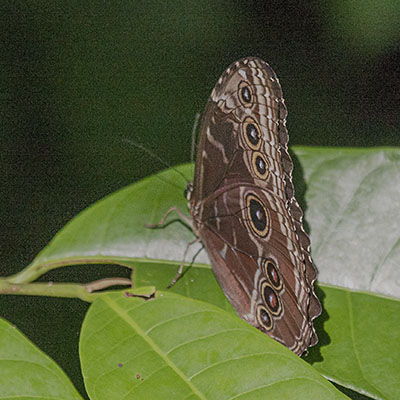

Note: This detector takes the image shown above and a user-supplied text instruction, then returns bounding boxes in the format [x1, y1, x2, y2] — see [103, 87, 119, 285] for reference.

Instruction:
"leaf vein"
[188, 351, 292, 381]
[145, 309, 224, 335]
[314, 157, 385, 258]
[166, 328, 256, 355]
[103, 295, 208, 400]
[229, 376, 338, 400]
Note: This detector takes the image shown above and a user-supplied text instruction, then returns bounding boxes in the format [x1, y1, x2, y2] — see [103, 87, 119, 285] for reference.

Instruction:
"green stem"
[0, 277, 132, 303]
[7, 262, 55, 284]
[7, 257, 135, 284]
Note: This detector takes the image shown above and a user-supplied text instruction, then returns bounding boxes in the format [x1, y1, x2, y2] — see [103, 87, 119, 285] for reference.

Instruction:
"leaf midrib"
[103, 295, 208, 400]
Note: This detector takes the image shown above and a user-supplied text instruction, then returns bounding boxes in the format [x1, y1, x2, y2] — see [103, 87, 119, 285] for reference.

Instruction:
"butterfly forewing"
[190, 57, 321, 356]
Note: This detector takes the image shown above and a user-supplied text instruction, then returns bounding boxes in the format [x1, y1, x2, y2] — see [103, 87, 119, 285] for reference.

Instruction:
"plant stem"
[6, 257, 135, 284]
[0, 277, 132, 303]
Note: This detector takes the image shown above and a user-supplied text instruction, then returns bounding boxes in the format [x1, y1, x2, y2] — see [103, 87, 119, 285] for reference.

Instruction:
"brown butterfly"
[152, 57, 321, 356]
[183, 57, 321, 356]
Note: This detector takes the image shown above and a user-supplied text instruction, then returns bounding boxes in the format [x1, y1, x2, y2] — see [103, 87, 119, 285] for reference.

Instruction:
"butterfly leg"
[145, 206, 192, 229]
[167, 237, 200, 289]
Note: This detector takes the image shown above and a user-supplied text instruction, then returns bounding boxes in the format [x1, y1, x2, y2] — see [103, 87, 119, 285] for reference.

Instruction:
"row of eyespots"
[238, 81, 270, 180]
[240, 82, 270, 239]
[238, 79, 282, 332]
[257, 260, 283, 331]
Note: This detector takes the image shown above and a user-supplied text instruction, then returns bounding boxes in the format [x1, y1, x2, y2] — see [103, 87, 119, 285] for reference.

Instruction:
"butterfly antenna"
[190, 112, 201, 163]
[121, 138, 190, 186]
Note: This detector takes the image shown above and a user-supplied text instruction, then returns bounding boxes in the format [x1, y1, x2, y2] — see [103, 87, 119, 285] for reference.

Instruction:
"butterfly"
[179, 57, 321, 356]
[149, 57, 321, 355]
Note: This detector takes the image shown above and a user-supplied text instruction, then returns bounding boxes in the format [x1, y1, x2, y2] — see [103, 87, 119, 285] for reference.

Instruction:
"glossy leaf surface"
[80, 290, 347, 399]
[0, 317, 82, 400]
[32, 147, 400, 299]
[23, 146, 400, 399]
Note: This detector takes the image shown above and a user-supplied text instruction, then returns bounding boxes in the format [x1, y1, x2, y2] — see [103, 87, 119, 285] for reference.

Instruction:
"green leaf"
[23, 146, 400, 398]
[298, 147, 400, 299]
[306, 287, 400, 400]
[31, 147, 400, 300]
[80, 290, 347, 399]
[132, 265, 400, 400]
[28, 160, 194, 273]
[0, 317, 82, 400]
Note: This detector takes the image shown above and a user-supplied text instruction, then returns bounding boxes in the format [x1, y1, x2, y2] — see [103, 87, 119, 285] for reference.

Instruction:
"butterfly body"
[187, 57, 321, 356]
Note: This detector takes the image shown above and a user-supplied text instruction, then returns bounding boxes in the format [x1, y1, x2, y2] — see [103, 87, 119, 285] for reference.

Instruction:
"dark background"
[1, 1, 399, 398]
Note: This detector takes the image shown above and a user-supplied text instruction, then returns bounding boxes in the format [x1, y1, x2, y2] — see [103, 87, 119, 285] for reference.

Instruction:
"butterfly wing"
[193, 57, 289, 201]
[191, 57, 321, 355]
[198, 184, 320, 355]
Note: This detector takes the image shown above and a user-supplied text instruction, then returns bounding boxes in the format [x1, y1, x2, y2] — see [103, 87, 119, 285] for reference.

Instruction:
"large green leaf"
[17, 146, 400, 398]
[306, 287, 400, 400]
[80, 290, 347, 399]
[298, 147, 400, 298]
[0, 317, 82, 400]
[133, 264, 400, 400]
[29, 147, 400, 299]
